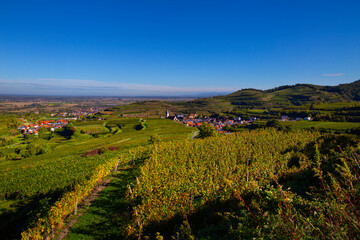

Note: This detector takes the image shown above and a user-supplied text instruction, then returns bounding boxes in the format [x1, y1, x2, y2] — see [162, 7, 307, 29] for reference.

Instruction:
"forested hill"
[109, 80, 360, 117]
[219, 79, 360, 106]
[323, 80, 360, 100]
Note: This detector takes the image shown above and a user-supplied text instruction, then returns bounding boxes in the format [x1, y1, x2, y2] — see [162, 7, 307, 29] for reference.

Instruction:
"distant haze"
[0, 78, 232, 97]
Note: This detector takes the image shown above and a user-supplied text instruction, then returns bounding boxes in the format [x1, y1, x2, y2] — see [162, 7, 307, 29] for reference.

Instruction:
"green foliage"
[249, 120, 267, 129]
[0, 137, 15, 147]
[172, 220, 195, 240]
[20, 149, 141, 240]
[73, 120, 105, 126]
[197, 122, 218, 138]
[266, 119, 280, 128]
[62, 123, 77, 139]
[48, 131, 54, 140]
[126, 129, 360, 239]
[280, 120, 360, 133]
[64, 154, 147, 240]
[136, 119, 148, 130]
[76, 124, 109, 137]
[155, 232, 164, 240]
[19, 143, 51, 158]
[5, 118, 21, 128]
[0, 118, 193, 199]
[104, 120, 124, 134]
[23, 133, 36, 140]
[105, 120, 124, 129]
[98, 147, 108, 154]
[6, 153, 17, 160]
[0, 118, 194, 239]
[14, 147, 21, 154]
[129, 130, 320, 238]
[36, 144, 50, 155]
[108, 80, 360, 123]
[149, 134, 160, 144]
[22, 143, 37, 157]
[8, 129, 18, 136]
[222, 124, 231, 132]
[226, 123, 248, 132]
[38, 127, 48, 134]
[325, 79, 360, 100]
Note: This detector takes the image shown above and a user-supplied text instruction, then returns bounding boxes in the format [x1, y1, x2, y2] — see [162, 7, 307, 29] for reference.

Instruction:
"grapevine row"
[20, 146, 147, 240]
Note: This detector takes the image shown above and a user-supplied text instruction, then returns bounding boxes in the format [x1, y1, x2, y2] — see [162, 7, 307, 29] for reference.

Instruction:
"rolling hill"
[222, 80, 360, 106]
[108, 80, 360, 117]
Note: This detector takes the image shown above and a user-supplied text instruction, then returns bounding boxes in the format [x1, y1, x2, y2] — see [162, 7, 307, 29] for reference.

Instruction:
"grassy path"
[61, 164, 139, 239]
[56, 176, 114, 239]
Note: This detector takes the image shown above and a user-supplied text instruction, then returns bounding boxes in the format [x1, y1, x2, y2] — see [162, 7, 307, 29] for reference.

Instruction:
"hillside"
[221, 80, 360, 106]
[323, 80, 360, 100]
[2, 94, 359, 239]
[109, 80, 360, 119]
[0, 118, 195, 239]
[65, 129, 360, 239]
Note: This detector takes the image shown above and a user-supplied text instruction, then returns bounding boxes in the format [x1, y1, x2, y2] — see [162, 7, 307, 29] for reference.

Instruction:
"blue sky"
[1, 0, 359, 96]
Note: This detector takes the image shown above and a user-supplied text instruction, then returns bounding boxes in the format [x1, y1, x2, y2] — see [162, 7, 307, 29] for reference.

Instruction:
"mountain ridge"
[109, 79, 360, 118]
[217, 79, 360, 106]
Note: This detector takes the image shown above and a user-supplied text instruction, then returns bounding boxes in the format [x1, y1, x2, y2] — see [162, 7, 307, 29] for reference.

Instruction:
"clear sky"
[1, 0, 359, 96]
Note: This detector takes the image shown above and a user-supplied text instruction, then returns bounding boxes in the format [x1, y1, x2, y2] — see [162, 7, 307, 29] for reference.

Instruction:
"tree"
[197, 122, 218, 138]
[38, 127, 48, 134]
[222, 125, 231, 132]
[22, 143, 37, 158]
[36, 144, 50, 155]
[266, 119, 280, 128]
[136, 119, 147, 130]
[48, 131, 54, 140]
[63, 123, 77, 139]
[14, 147, 21, 154]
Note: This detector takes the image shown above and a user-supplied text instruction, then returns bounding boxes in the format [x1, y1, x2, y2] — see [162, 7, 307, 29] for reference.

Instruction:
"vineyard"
[19, 147, 148, 240]
[122, 129, 360, 239]
[0, 118, 194, 197]
[1, 118, 360, 239]
[0, 118, 194, 239]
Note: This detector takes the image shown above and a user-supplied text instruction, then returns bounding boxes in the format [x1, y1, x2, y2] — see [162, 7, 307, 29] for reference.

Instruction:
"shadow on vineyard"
[65, 163, 142, 239]
[0, 192, 61, 240]
[141, 198, 260, 239]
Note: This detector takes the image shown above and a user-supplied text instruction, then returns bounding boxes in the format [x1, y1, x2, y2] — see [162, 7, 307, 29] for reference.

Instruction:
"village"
[51, 107, 105, 118]
[17, 108, 105, 136]
[17, 119, 69, 136]
[165, 110, 311, 132]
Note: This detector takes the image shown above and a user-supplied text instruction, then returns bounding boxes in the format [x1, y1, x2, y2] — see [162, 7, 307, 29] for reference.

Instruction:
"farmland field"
[0, 118, 195, 239]
[280, 120, 360, 130]
[312, 102, 360, 109]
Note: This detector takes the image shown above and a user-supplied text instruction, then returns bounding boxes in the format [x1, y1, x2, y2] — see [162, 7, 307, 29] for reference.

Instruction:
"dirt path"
[56, 174, 115, 240]
[191, 131, 199, 139]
